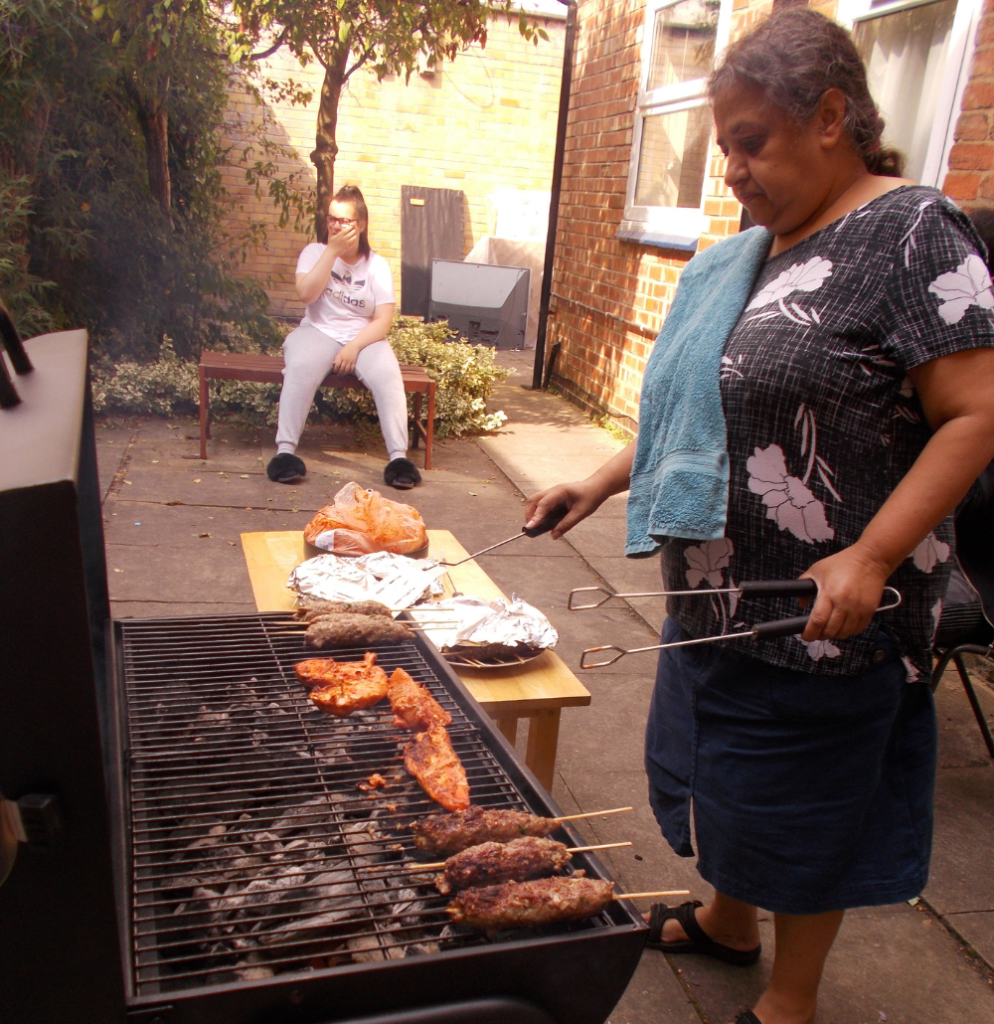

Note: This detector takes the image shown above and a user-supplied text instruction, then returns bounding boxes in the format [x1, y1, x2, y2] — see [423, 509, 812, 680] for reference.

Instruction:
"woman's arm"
[331, 304, 396, 375]
[801, 347, 994, 641]
[295, 224, 359, 304]
[524, 442, 636, 539]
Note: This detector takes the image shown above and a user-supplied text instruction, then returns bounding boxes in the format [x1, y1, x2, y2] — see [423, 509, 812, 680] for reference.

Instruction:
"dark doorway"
[401, 186, 465, 317]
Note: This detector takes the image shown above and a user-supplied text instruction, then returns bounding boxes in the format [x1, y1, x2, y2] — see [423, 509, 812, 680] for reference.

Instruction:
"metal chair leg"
[953, 651, 994, 759]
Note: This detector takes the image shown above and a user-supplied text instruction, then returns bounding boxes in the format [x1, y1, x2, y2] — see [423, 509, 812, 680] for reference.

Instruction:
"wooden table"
[240, 529, 591, 790]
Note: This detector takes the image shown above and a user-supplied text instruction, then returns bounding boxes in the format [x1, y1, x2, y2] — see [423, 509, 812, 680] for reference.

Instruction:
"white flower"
[799, 637, 842, 661]
[746, 444, 835, 544]
[932, 598, 943, 642]
[912, 532, 951, 573]
[746, 257, 833, 311]
[684, 539, 734, 589]
[928, 254, 994, 324]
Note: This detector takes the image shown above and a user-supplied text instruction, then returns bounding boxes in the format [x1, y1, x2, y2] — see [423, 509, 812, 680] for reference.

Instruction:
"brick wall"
[944, 0, 994, 207]
[220, 14, 565, 316]
[545, 0, 873, 435]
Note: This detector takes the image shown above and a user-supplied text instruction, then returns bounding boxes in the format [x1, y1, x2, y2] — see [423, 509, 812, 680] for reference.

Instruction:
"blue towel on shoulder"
[626, 226, 772, 557]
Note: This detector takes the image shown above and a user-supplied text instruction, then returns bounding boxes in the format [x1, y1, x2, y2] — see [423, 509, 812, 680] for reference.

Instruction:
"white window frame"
[837, 0, 982, 188]
[619, 0, 733, 251]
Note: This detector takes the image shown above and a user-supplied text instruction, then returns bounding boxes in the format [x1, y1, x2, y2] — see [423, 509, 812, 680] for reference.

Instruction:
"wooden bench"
[197, 351, 435, 468]
[239, 528, 592, 791]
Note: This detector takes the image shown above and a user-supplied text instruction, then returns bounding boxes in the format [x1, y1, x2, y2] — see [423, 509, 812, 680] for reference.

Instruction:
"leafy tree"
[228, 0, 547, 237]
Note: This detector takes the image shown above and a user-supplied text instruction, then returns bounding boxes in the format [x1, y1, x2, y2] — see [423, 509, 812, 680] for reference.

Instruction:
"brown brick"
[955, 111, 991, 141]
[963, 80, 994, 110]
[943, 171, 984, 201]
[949, 142, 994, 170]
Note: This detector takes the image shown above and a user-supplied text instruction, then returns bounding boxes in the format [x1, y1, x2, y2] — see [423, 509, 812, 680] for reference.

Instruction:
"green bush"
[92, 317, 511, 437]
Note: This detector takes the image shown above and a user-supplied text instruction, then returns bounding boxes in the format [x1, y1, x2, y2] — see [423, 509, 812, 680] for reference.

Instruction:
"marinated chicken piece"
[295, 652, 389, 717]
[357, 773, 389, 792]
[295, 599, 392, 622]
[434, 837, 572, 894]
[446, 874, 614, 935]
[387, 666, 451, 731]
[404, 725, 470, 811]
[411, 804, 559, 857]
[304, 613, 412, 648]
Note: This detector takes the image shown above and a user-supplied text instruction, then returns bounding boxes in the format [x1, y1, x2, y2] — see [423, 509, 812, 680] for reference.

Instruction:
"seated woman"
[266, 184, 421, 489]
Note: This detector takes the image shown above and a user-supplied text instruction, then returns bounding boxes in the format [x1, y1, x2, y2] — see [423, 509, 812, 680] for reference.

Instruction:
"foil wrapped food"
[407, 595, 558, 653]
[288, 551, 447, 611]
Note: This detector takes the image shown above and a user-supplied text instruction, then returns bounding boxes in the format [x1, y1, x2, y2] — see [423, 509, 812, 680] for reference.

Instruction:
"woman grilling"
[266, 184, 422, 490]
[527, 10, 994, 1024]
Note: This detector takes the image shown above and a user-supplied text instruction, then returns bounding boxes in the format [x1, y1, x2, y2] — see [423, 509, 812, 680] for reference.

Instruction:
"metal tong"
[437, 506, 569, 567]
[572, 579, 903, 669]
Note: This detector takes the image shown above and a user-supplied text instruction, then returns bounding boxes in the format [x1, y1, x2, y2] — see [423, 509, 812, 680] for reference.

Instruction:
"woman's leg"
[274, 326, 341, 454]
[658, 895, 843, 1024]
[353, 340, 409, 462]
[752, 909, 844, 1024]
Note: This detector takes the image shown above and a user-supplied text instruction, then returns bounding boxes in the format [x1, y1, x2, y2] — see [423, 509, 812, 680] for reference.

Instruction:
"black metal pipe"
[531, 1, 577, 391]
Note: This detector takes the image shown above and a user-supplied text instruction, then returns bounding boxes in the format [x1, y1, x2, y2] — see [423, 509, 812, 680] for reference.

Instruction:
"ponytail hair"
[708, 7, 905, 177]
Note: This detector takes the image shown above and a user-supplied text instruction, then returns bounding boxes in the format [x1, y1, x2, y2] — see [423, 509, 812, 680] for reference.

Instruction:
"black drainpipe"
[530, 0, 577, 391]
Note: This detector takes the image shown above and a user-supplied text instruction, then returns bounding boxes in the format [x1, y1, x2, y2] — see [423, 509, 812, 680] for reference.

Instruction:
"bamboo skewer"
[614, 890, 690, 900]
[270, 625, 455, 636]
[551, 806, 633, 822]
[400, 840, 633, 872]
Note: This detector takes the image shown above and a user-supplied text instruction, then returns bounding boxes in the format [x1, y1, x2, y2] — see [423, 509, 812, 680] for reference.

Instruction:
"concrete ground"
[96, 350, 994, 1024]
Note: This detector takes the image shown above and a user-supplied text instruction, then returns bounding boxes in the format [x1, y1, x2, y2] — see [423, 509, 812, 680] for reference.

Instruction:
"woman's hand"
[333, 341, 362, 375]
[525, 479, 609, 540]
[525, 442, 637, 540]
[327, 220, 359, 259]
[799, 543, 892, 641]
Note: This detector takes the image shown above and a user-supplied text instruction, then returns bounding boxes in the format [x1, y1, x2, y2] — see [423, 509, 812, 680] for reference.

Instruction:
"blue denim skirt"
[645, 618, 937, 915]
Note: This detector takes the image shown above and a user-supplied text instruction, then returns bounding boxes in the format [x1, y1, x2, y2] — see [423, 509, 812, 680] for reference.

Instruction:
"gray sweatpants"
[274, 324, 409, 461]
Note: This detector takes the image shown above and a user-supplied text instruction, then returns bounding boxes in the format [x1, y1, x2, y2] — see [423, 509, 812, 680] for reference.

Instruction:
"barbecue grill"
[0, 330, 646, 1024]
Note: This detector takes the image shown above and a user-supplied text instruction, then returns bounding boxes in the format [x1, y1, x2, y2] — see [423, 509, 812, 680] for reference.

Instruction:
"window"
[619, 0, 732, 251]
[840, 0, 982, 186]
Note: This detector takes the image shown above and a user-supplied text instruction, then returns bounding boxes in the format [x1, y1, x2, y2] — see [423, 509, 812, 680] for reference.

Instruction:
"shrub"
[91, 317, 511, 437]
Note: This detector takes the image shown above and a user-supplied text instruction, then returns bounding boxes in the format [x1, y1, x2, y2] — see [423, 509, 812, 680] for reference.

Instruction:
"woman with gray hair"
[527, 8, 994, 1024]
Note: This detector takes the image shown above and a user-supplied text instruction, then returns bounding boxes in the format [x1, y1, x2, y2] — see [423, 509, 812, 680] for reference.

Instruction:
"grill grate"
[117, 614, 607, 996]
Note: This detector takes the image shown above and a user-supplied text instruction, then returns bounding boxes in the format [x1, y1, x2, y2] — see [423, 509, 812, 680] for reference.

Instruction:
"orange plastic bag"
[304, 482, 428, 556]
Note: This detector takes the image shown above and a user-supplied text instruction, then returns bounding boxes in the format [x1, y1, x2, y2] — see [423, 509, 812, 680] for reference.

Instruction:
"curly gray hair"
[708, 7, 904, 177]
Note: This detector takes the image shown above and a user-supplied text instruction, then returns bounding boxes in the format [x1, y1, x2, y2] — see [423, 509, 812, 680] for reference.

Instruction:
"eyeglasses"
[327, 216, 357, 227]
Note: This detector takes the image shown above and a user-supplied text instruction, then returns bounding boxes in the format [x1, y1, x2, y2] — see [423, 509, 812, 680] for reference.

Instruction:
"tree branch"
[250, 26, 289, 61]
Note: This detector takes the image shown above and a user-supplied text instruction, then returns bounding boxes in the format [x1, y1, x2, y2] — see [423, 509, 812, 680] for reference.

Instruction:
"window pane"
[635, 105, 713, 208]
[647, 0, 720, 90]
[854, 0, 956, 183]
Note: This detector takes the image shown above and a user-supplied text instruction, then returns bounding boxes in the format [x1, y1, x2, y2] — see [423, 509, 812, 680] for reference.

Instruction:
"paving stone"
[924, 766, 994, 915]
[607, 950, 701, 1024]
[944, 910, 994, 968]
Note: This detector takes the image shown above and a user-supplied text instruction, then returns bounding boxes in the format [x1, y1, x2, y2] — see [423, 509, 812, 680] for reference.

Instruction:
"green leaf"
[92, 4, 105, 21]
[111, 27, 121, 46]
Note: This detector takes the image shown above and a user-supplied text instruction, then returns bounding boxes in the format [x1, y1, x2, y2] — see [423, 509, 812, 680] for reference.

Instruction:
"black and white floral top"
[662, 186, 994, 679]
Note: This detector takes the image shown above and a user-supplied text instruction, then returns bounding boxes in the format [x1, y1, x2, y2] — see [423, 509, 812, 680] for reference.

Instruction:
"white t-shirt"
[295, 244, 395, 343]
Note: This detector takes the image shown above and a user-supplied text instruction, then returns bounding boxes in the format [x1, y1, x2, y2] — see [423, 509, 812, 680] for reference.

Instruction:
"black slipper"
[384, 457, 421, 490]
[266, 452, 306, 484]
[736, 1014, 762, 1024]
[645, 901, 761, 966]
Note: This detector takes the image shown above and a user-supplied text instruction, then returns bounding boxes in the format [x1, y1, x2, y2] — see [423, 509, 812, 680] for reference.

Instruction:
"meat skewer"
[411, 804, 634, 857]
[295, 651, 389, 717]
[288, 613, 416, 648]
[404, 724, 470, 811]
[429, 838, 633, 893]
[294, 598, 394, 621]
[447, 875, 689, 937]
